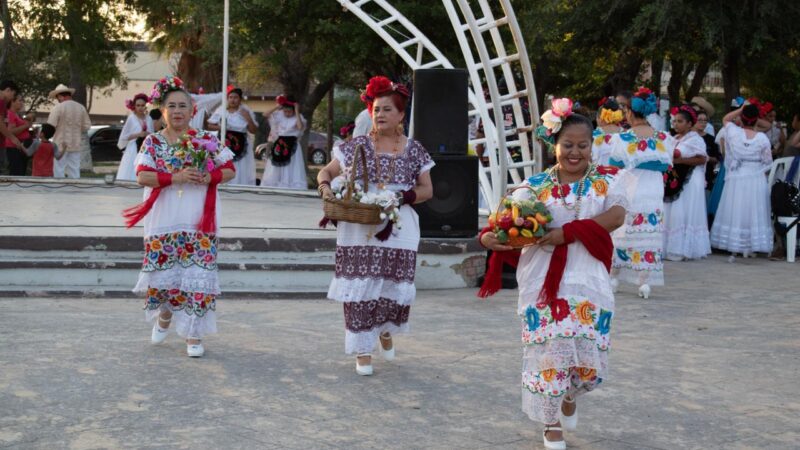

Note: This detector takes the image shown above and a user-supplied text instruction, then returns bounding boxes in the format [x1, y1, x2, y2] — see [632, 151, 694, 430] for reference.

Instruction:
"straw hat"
[690, 96, 715, 117]
[48, 84, 76, 99]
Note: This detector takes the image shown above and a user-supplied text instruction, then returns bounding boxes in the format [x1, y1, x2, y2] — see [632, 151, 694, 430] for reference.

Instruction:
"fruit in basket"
[488, 213, 496, 227]
[514, 217, 524, 227]
[522, 219, 533, 229]
[508, 227, 519, 238]
[535, 212, 549, 224]
[520, 229, 534, 238]
[497, 215, 514, 231]
[496, 229, 509, 243]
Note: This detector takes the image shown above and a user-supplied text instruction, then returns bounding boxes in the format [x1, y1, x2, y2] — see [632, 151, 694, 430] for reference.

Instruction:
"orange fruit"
[508, 227, 520, 238]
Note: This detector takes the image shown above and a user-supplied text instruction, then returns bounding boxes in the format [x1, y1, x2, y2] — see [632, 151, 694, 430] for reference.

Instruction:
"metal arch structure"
[337, 0, 541, 211]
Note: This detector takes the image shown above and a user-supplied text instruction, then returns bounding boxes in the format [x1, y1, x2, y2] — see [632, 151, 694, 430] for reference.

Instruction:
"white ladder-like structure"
[337, 0, 541, 211]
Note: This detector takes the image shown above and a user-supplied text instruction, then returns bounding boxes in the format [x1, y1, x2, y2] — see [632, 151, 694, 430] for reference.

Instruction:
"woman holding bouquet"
[123, 76, 235, 358]
[480, 99, 629, 450]
[316, 76, 434, 376]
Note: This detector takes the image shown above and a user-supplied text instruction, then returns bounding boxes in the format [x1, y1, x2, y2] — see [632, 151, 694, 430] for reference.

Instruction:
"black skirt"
[270, 136, 297, 167]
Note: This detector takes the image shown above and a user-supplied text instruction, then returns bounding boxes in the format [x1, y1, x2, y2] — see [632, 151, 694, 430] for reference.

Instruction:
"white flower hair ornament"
[535, 97, 574, 150]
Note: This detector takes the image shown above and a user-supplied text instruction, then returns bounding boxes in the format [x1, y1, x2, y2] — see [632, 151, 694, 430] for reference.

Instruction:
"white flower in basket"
[330, 175, 403, 229]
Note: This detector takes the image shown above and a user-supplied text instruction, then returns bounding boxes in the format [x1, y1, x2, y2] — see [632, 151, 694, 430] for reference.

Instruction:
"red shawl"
[477, 219, 612, 301]
[122, 162, 234, 233]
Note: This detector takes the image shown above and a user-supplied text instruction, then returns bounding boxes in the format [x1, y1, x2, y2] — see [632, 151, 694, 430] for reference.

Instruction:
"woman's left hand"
[537, 228, 565, 246]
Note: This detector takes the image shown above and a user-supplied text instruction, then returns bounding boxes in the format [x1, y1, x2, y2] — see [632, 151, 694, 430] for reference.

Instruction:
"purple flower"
[203, 140, 219, 152]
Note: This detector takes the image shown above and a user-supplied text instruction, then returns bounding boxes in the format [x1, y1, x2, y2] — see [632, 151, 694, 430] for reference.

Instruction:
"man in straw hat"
[691, 96, 716, 136]
[46, 84, 91, 178]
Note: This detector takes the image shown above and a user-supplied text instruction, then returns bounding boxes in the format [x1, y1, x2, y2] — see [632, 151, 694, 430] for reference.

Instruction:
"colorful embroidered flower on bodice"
[610, 130, 674, 172]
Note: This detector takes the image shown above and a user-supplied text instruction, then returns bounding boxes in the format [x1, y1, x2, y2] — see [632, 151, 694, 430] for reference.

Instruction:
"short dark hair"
[0, 80, 20, 92]
[149, 109, 162, 120]
[41, 123, 56, 139]
[553, 113, 594, 144]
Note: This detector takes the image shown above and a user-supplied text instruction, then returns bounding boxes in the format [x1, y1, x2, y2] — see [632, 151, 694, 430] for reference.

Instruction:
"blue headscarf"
[631, 93, 658, 116]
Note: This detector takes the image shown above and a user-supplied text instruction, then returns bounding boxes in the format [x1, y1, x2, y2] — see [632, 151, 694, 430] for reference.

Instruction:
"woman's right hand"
[174, 167, 204, 184]
[480, 232, 514, 252]
[320, 185, 335, 200]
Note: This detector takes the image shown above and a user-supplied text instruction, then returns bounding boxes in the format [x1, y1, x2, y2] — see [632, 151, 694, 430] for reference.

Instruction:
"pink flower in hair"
[550, 98, 574, 118]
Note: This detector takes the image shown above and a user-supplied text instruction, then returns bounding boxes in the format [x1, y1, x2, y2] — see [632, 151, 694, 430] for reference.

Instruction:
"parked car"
[88, 125, 123, 162]
[255, 131, 343, 166]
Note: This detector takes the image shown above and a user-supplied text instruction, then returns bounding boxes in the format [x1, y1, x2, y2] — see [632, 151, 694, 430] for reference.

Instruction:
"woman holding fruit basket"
[316, 76, 434, 376]
[479, 99, 630, 450]
[122, 76, 235, 358]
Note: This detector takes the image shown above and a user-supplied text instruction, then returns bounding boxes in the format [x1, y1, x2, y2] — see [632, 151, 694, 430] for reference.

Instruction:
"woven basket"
[492, 185, 546, 249]
[323, 144, 383, 225]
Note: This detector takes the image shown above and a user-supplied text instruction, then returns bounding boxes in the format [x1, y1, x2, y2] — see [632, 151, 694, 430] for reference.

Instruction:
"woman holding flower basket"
[480, 99, 630, 450]
[122, 76, 235, 358]
[316, 76, 433, 376]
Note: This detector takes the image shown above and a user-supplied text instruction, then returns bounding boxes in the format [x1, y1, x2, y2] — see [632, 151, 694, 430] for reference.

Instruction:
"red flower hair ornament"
[360, 76, 410, 109]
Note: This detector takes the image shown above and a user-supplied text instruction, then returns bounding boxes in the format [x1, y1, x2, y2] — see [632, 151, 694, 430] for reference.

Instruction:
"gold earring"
[396, 124, 404, 136]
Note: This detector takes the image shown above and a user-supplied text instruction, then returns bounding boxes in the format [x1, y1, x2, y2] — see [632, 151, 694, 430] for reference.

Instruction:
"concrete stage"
[0, 177, 485, 297]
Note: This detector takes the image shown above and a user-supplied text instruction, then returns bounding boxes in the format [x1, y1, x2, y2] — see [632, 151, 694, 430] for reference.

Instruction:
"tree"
[11, 0, 137, 107]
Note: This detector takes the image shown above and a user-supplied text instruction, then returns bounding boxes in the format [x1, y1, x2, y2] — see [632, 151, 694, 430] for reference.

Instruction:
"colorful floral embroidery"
[613, 247, 663, 272]
[628, 208, 663, 232]
[142, 231, 218, 271]
[523, 366, 602, 398]
[614, 131, 672, 168]
[526, 165, 620, 205]
[520, 296, 611, 351]
[144, 287, 216, 317]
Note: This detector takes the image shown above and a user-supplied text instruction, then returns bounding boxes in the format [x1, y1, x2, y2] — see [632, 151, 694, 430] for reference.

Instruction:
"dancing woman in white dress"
[662, 105, 711, 260]
[710, 104, 773, 259]
[116, 93, 153, 181]
[207, 87, 258, 186]
[592, 97, 623, 165]
[261, 95, 308, 189]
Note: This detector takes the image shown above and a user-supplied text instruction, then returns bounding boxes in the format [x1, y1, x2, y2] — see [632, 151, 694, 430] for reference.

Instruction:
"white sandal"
[543, 425, 566, 450]
[356, 354, 373, 376]
[379, 333, 395, 361]
[187, 339, 204, 358]
[151, 316, 170, 344]
[560, 395, 578, 431]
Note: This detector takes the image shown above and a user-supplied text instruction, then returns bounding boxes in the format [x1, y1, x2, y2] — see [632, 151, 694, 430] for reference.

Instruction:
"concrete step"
[0, 235, 486, 298]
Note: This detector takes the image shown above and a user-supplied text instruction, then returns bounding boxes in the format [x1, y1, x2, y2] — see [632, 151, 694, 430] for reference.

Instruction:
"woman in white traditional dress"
[481, 99, 628, 450]
[710, 104, 773, 260]
[592, 97, 623, 165]
[116, 93, 153, 181]
[122, 76, 235, 358]
[261, 95, 308, 189]
[608, 88, 675, 299]
[207, 86, 258, 186]
[662, 105, 711, 260]
[317, 76, 434, 376]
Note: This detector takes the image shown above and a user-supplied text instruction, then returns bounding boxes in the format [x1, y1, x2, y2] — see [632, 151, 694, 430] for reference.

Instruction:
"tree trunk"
[68, 60, 87, 107]
[650, 56, 664, 95]
[0, 0, 13, 73]
[326, 85, 334, 157]
[685, 56, 713, 101]
[667, 58, 684, 105]
[607, 50, 644, 96]
[721, 49, 740, 109]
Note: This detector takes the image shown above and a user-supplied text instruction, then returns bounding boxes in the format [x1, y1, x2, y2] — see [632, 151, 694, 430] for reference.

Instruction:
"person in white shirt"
[47, 84, 91, 179]
[207, 87, 258, 186]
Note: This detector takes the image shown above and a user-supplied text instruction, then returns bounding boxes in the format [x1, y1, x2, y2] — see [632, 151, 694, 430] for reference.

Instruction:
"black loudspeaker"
[412, 69, 468, 155]
[414, 155, 479, 238]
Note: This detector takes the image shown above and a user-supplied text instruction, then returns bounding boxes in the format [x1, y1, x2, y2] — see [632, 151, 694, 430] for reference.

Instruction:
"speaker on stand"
[411, 68, 479, 238]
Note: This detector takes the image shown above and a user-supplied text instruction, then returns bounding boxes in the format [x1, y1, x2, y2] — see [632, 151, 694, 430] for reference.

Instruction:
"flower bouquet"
[168, 129, 221, 196]
[489, 189, 552, 248]
[330, 174, 402, 228]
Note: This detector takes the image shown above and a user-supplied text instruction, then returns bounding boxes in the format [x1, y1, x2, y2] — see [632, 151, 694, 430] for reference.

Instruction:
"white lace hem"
[710, 224, 773, 253]
[134, 267, 220, 296]
[522, 337, 609, 375]
[328, 277, 416, 305]
[345, 322, 409, 355]
[145, 305, 217, 339]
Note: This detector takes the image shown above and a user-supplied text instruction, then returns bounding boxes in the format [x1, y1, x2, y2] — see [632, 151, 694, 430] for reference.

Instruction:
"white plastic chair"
[768, 157, 800, 262]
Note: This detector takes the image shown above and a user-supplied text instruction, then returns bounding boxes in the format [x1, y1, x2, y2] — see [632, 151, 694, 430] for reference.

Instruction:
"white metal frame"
[337, 0, 540, 210]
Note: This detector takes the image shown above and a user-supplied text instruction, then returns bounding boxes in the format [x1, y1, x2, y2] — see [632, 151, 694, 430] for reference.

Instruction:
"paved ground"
[1, 254, 799, 450]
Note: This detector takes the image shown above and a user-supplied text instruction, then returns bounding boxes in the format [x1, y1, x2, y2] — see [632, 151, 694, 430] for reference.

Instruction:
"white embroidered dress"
[513, 166, 630, 424]
[663, 130, 712, 260]
[710, 123, 773, 253]
[208, 106, 257, 186]
[116, 113, 154, 181]
[609, 130, 675, 286]
[261, 111, 308, 189]
[328, 135, 434, 354]
[132, 130, 234, 338]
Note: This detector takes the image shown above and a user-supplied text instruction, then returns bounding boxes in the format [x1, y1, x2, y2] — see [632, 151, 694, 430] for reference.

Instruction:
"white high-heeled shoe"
[187, 342, 204, 358]
[356, 354, 373, 376]
[543, 426, 566, 450]
[638, 284, 651, 299]
[560, 396, 577, 431]
[379, 333, 395, 361]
